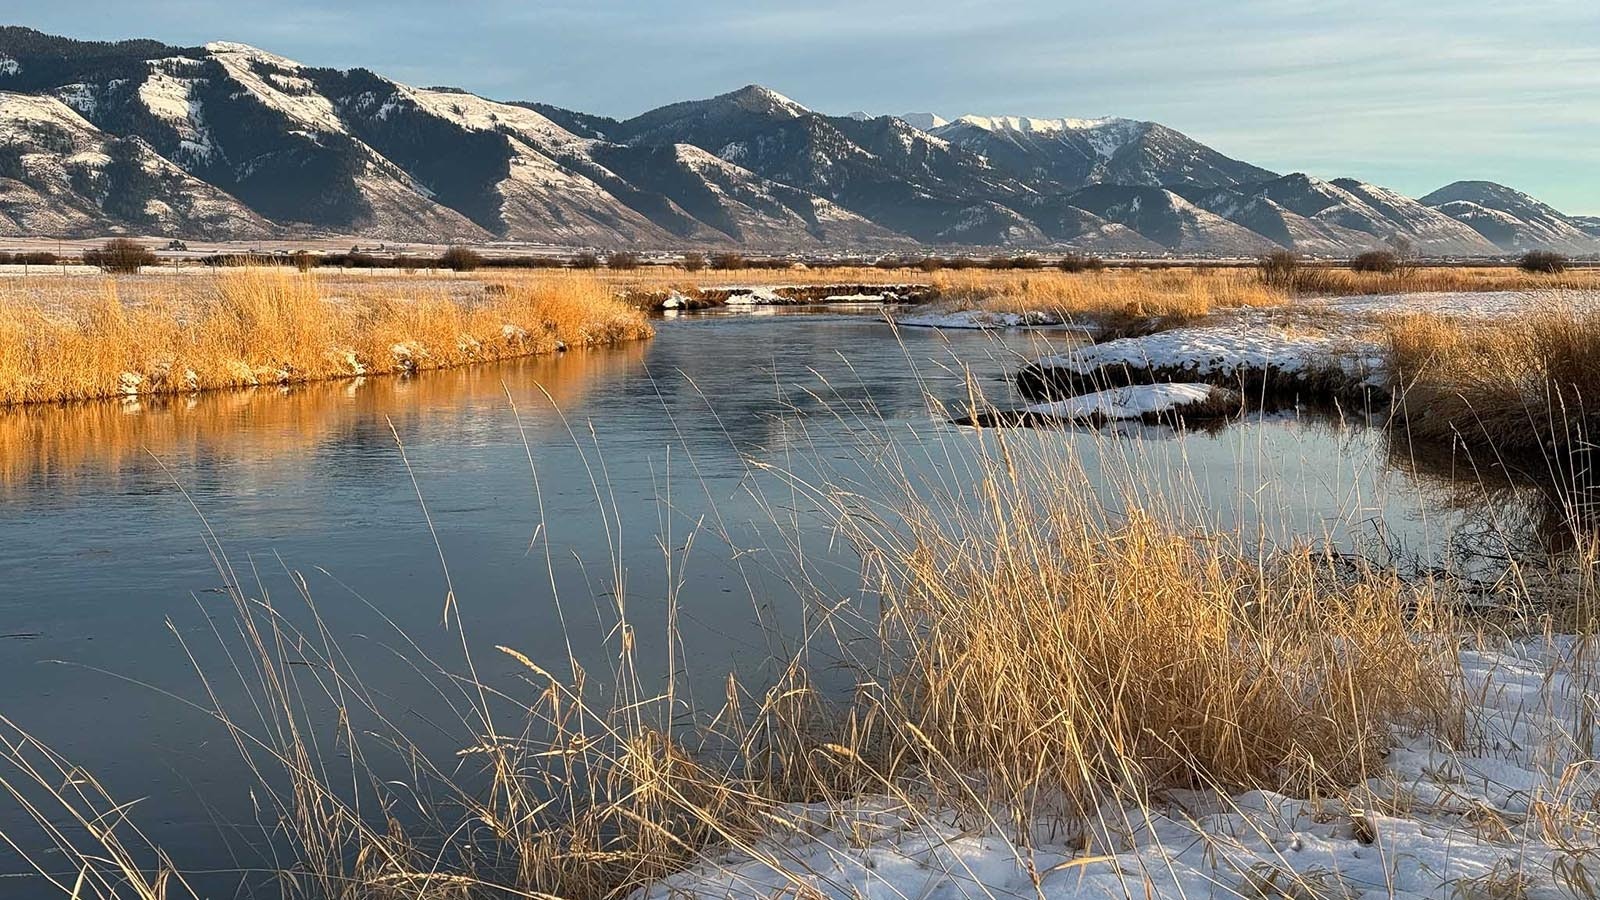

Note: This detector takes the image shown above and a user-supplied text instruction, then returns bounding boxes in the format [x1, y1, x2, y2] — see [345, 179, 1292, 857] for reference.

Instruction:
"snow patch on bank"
[890, 308, 1066, 330]
[1025, 383, 1226, 421]
[1310, 289, 1599, 321]
[1036, 324, 1382, 383]
[640, 637, 1600, 900]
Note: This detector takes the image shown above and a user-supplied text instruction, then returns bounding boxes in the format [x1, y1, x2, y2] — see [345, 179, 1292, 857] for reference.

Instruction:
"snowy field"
[643, 638, 1600, 900]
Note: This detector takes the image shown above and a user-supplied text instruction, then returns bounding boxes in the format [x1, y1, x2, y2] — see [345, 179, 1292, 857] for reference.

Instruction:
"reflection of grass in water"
[0, 339, 648, 495]
[1, 327, 1582, 900]
[1385, 423, 1600, 629]
[0, 268, 651, 406]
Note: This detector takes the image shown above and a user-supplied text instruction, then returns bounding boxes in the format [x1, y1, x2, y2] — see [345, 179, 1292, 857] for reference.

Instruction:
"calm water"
[0, 309, 1497, 895]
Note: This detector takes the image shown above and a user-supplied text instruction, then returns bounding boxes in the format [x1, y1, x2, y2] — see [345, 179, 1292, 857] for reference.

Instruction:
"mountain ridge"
[0, 28, 1591, 256]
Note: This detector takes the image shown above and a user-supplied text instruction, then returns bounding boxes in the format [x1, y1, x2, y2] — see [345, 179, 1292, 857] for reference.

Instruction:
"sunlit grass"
[0, 268, 652, 405]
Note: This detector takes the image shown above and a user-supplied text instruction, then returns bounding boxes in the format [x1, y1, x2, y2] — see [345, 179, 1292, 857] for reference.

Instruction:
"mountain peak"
[1422, 180, 1540, 208]
[720, 84, 808, 117]
[202, 40, 303, 69]
[900, 112, 949, 132]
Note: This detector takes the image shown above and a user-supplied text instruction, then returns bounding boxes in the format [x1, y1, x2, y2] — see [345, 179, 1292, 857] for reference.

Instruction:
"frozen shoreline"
[642, 637, 1599, 900]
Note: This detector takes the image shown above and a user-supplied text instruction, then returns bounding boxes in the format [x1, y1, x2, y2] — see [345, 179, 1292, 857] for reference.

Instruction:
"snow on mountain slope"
[346, 81, 900, 247]
[952, 114, 1129, 136]
[1177, 183, 1378, 254]
[1065, 184, 1280, 253]
[1328, 178, 1499, 255]
[165, 43, 487, 238]
[931, 115, 1274, 192]
[1422, 181, 1597, 253]
[355, 83, 690, 243]
[0, 91, 270, 237]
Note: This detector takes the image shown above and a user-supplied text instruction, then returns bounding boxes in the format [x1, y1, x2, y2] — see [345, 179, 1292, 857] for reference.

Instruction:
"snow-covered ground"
[888, 308, 1070, 329]
[642, 637, 1600, 900]
[1306, 289, 1599, 321]
[1024, 383, 1231, 421]
[1032, 324, 1383, 385]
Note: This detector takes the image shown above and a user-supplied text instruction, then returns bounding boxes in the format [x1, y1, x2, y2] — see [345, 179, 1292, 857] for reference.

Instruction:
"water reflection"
[1386, 431, 1600, 563]
[0, 341, 649, 496]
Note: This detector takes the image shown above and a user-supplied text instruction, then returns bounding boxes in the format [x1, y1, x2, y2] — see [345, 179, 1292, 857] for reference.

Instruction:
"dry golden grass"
[1294, 265, 1600, 296]
[1386, 304, 1600, 457]
[929, 266, 1285, 323]
[0, 268, 651, 405]
[818, 430, 1461, 815]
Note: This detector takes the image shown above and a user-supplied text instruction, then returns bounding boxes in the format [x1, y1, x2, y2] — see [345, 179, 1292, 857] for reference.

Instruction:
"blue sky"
[8, 0, 1598, 212]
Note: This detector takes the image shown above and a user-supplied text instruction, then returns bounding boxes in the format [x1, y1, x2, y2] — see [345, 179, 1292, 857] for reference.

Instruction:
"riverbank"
[0, 268, 652, 405]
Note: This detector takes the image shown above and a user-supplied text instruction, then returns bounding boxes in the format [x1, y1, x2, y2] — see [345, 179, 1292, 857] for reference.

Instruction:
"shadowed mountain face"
[0, 27, 1591, 255]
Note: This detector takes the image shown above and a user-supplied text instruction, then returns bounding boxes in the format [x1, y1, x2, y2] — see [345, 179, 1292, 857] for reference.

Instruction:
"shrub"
[290, 251, 320, 273]
[681, 251, 705, 272]
[917, 257, 945, 272]
[607, 251, 641, 270]
[1350, 250, 1401, 274]
[83, 239, 158, 274]
[1256, 249, 1299, 289]
[1012, 255, 1043, 270]
[874, 257, 904, 270]
[1059, 253, 1105, 273]
[439, 245, 483, 272]
[709, 252, 745, 271]
[0, 252, 12, 265]
[947, 256, 976, 270]
[570, 252, 601, 270]
[329, 252, 380, 269]
[16, 251, 59, 267]
[1520, 250, 1568, 274]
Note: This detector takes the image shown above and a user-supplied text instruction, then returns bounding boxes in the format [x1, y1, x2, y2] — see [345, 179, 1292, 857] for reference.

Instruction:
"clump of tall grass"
[815, 429, 1461, 816]
[1386, 302, 1600, 457]
[0, 268, 652, 406]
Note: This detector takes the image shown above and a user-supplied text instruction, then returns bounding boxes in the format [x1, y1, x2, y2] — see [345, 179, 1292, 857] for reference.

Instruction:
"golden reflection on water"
[0, 340, 648, 493]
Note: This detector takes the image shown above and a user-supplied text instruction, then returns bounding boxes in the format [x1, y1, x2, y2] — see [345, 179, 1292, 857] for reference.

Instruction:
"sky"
[7, 0, 1598, 213]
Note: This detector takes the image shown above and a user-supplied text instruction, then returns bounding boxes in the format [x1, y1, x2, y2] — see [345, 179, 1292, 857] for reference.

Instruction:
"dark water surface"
[0, 309, 1485, 895]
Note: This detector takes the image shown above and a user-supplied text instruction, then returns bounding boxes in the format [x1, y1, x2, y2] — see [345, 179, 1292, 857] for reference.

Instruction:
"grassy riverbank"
[0, 268, 651, 405]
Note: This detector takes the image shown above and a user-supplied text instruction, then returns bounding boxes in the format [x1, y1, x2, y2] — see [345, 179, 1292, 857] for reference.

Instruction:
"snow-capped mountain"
[927, 115, 1277, 190]
[1422, 181, 1598, 254]
[0, 27, 1592, 255]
